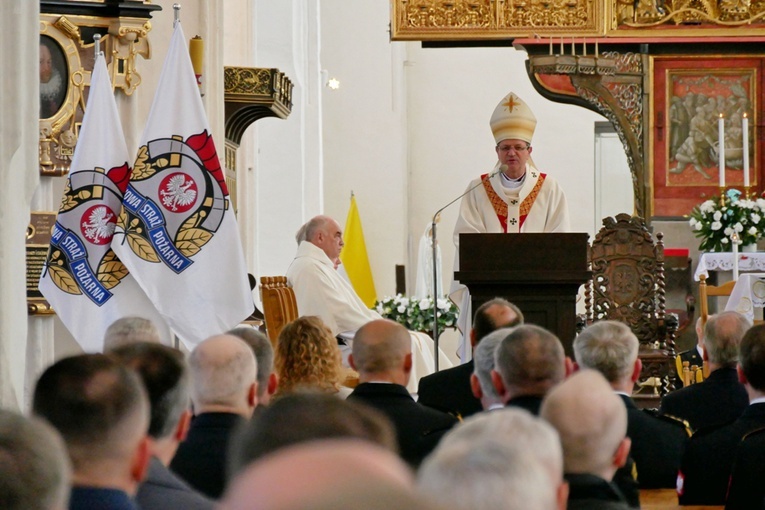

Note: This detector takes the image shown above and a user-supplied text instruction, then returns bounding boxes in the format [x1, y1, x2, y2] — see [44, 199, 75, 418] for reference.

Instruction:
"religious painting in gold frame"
[38, 12, 153, 177]
[651, 56, 763, 218]
[39, 18, 91, 177]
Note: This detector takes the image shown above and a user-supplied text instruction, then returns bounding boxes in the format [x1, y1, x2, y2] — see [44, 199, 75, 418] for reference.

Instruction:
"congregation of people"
[5, 292, 765, 509]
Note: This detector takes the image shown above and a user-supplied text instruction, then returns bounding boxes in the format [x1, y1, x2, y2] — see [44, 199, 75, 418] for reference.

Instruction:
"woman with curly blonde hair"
[274, 316, 352, 398]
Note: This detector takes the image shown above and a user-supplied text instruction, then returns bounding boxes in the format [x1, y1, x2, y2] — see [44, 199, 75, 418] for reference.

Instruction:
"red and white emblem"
[159, 172, 198, 213]
[80, 205, 117, 245]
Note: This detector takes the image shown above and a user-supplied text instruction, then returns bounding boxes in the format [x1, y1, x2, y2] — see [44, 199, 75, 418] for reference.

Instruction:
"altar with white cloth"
[694, 252, 765, 280]
[694, 252, 765, 322]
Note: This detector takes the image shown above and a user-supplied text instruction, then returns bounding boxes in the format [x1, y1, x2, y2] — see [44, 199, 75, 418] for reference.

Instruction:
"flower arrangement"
[688, 189, 765, 252]
[374, 294, 459, 333]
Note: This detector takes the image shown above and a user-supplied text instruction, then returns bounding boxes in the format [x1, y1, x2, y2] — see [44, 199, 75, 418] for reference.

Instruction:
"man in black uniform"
[674, 317, 705, 388]
[492, 324, 569, 415]
[660, 312, 750, 432]
[574, 321, 690, 489]
[678, 323, 765, 505]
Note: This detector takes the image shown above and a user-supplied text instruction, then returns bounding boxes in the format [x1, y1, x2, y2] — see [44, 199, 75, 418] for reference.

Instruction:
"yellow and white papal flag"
[339, 194, 377, 307]
[39, 53, 169, 352]
[111, 22, 252, 349]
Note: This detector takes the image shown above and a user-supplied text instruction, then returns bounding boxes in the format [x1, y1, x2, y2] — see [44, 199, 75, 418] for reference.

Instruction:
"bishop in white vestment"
[287, 216, 451, 393]
[450, 92, 571, 361]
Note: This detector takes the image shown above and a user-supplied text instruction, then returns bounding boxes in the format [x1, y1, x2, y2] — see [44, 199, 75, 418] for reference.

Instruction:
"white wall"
[319, 2, 604, 299]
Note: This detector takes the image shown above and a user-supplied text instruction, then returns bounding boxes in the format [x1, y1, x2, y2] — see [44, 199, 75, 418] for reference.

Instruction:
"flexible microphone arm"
[430, 165, 505, 371]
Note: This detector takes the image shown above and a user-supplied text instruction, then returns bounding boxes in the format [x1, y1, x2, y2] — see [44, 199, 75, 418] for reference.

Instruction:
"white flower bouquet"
[374, 294, 459, 333]
[688, 189, 765, 252]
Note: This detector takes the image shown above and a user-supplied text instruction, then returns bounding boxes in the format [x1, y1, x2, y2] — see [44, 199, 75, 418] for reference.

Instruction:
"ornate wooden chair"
[259, 276, 299, 348]
[584, 214, 678, 403]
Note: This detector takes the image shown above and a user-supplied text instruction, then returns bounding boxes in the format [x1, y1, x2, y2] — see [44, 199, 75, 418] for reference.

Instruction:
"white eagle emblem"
[160, 174, 197, 212]
[81, 206, 116, 243]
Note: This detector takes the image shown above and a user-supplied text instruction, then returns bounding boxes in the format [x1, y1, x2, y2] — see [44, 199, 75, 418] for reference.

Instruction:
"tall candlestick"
[560, 37, 564, 54]
[732, 233, 740, 281]
[571, 37, 575, 56]
[743, 113, 750, 188]
[595, 40, 599, 55]
[583, 38, 587, 56]
[550, 37, 553, 55]
[719, 113, 726, 188]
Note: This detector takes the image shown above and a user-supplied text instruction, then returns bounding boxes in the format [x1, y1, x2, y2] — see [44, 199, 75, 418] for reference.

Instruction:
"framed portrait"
[39, 35, 69, 119]
[652, 56, 764, 218]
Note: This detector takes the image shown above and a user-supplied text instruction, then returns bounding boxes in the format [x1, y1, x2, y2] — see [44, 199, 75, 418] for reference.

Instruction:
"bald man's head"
[351, 320, 411, 381]
[221, 440, 413, 510]
[189, 334, 258, 416]
[540, 370, 629, 480]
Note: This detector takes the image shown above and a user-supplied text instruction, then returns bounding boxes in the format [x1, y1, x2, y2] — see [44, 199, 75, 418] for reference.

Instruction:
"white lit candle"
[719, 113, 726, 188]
[732, 233, 739, 280]
[743, 113, 750, 188]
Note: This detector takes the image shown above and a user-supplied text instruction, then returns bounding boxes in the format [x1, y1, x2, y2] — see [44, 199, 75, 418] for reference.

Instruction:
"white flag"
[39, 53, 170, 353]
[111, 22, 253, 349]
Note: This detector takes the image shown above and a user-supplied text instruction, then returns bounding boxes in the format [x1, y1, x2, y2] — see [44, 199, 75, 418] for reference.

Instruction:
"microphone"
[429, 164, 507, 370]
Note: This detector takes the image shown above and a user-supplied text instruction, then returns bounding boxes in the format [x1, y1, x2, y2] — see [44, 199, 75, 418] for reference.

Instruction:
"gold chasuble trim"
[520, 173, 547, 217]
[481, 174, 508, 232]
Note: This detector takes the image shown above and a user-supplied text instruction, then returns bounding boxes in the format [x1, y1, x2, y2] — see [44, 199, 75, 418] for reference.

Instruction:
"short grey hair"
[0, 410, 71, 510]
[302, 216, 331, 244]
[705, 311, 751, 366]
[494, 325, 565, 390]
[418, 438, 556, 510]
[440, 408, 563, 486]
[104, 316, 161, 350]
[472, 329, 508, 403]
[228, 327, 274, 399]
[573, 320, 638, 383]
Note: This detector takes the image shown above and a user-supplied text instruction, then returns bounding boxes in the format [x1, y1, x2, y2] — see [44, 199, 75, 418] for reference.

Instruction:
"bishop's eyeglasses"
[497, 144, 530, 153]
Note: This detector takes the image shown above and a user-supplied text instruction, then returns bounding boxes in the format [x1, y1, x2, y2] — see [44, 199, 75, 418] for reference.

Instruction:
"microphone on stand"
[430, 164, 507, 371]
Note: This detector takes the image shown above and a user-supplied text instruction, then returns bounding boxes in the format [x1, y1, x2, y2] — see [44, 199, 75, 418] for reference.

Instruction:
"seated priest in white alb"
[287, 215, 452, 393]
[450, 91, 571, 361]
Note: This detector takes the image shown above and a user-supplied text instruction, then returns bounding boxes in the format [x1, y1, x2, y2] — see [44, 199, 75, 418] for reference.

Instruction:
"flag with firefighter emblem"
[111, 22, 253, 348]
[39, 53, 169, 352]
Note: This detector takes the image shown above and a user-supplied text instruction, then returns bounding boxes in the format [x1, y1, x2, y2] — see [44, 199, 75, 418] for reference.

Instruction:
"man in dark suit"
[110, 342, 214, 510]
[170, 334, 258, 499]
[660, 311, 750, 432]
[491, 324, 569, 415]
[678, 323, 765, 505]
[575, 321, 690, 489]
[33, 354, 151, 510]
[541, 370, 633, 510]
[417, 298, 523, 418]
[348, 319, 458, 467]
